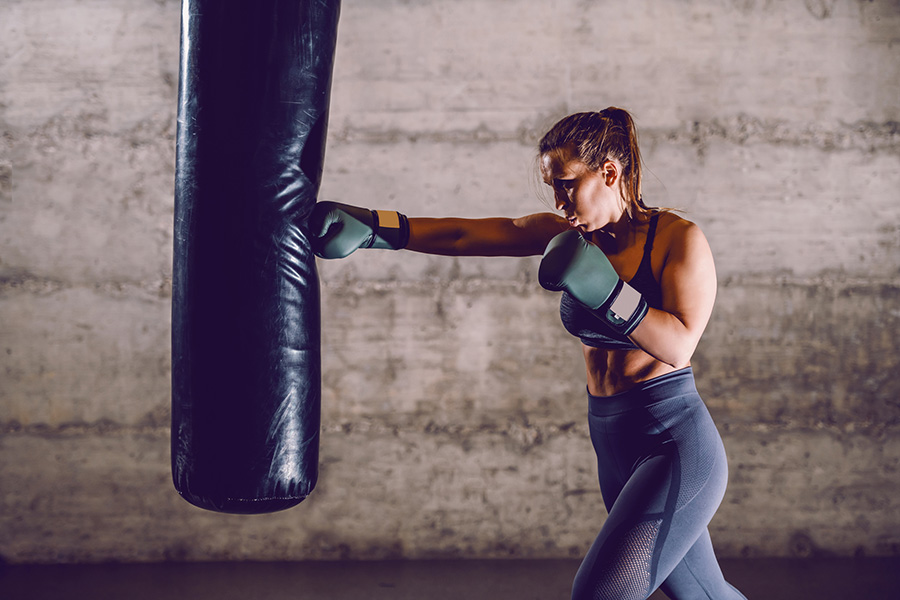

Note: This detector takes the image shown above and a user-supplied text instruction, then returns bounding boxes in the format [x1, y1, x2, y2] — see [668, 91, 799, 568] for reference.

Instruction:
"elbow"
[630, 326, 699, 369]
[661, 337, 701, 369]
[645, 346, 694, 370]
[438, 226, 472, 255]
[627, 309, 705, 368]
[660, 352, 693, 370]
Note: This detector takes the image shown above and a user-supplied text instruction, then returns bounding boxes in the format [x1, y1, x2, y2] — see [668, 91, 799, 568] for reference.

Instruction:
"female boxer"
[309, 108, 746, 600]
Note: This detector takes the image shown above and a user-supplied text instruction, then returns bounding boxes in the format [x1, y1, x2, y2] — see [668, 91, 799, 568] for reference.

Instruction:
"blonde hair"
[538, 107, 654, 221]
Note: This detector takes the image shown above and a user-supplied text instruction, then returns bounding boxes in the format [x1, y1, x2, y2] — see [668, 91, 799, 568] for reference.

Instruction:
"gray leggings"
[572, 368, 747, 600]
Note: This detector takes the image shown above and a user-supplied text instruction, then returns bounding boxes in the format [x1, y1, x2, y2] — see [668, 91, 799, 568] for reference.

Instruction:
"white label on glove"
[609, 281, 642, 321]
[376, 210, 400, 230]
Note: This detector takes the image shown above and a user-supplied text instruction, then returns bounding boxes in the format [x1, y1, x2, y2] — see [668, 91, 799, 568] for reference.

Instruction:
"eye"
[554, 178, 575, 191]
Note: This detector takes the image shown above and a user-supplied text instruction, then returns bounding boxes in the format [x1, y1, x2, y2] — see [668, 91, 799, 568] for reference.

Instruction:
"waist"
[587, 367, 697, 416]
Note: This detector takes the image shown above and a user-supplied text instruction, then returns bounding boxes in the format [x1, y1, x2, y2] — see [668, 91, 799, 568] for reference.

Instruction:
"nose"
[554, 189, 568, 211]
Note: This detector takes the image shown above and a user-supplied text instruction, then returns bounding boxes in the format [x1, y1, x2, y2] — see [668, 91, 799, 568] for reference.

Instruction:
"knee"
[571, 572, 651, 600]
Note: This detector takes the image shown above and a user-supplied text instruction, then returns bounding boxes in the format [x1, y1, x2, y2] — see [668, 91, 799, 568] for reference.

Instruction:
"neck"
[596, 203, 631, 247]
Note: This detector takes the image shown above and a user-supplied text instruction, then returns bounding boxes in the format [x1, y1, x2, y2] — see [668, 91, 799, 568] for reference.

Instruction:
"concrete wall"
[2, 0, 898, 563]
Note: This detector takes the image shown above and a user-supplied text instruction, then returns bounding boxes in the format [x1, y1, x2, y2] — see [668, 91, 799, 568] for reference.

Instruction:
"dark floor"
[2, 558, 899, 599]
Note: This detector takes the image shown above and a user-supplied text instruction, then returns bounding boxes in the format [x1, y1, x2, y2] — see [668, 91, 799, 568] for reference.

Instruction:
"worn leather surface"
[171, 0, 340, 513]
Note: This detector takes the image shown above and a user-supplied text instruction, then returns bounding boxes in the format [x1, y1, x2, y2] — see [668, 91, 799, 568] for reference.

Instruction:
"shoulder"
[651, 212, 714, 278]
[654, 211, 709, 252]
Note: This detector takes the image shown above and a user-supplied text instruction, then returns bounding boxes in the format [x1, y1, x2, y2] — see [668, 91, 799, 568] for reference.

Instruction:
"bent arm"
[407, 212, 569, 257]
[628, 222, 717, 368]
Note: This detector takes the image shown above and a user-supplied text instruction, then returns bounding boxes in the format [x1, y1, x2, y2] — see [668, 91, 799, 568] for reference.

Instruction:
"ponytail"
[604, 108, 649, 217]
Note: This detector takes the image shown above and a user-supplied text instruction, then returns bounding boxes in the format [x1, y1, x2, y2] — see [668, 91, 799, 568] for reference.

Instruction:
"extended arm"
[309, 200, 568, 259]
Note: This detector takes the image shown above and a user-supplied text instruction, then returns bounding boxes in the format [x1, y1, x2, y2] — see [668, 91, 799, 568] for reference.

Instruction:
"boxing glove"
[539, 230, 648, 336]
[308, 201, 409, 259]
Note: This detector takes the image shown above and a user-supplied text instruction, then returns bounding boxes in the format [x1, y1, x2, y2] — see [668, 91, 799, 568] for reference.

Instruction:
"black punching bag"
[171, 0, 340, 513]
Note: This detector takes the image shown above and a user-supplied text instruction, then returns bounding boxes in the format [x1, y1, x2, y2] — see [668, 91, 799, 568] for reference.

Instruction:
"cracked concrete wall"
[2, 0, 899, 563]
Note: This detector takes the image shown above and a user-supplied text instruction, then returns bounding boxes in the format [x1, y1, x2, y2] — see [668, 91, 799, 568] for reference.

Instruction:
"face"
[540, 147, 621, 233]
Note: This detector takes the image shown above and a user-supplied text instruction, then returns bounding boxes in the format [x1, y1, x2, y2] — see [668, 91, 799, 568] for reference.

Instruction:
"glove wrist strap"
[368, 210, 410, 250]
[602, 280, 649, 336]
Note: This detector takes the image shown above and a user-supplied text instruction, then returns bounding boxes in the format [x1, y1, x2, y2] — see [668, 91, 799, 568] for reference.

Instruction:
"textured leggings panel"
[572, 368, 746, 600]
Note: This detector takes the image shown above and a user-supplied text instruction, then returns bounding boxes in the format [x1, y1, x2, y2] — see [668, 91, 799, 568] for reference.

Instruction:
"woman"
[309, 108, 746, 600]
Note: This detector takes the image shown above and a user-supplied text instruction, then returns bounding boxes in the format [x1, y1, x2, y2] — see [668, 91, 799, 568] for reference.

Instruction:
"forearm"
[406, 217, 490, 255]
[628, 308, 704, 369]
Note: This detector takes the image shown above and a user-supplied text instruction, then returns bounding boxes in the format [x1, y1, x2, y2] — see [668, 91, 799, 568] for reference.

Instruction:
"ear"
[600, 160, 620, 188]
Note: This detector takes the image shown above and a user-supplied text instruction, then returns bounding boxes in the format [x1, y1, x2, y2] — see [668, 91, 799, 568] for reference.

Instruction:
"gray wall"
[2, 0, 899, 563]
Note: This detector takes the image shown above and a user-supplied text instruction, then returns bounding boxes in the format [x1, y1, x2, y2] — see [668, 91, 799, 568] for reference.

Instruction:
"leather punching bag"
[171, 0, 340, 513]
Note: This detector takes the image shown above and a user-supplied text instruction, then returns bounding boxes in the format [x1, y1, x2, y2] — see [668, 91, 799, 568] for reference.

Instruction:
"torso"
[579, 211, 685, 396]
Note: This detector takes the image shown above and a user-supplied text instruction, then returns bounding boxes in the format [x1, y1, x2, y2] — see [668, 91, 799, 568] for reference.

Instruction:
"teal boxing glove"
[308, 201, 410, 259]
[539, 230, 649, 336]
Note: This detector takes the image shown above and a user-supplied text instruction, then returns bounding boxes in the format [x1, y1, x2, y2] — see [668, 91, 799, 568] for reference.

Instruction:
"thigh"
[572, 454, 678, 600]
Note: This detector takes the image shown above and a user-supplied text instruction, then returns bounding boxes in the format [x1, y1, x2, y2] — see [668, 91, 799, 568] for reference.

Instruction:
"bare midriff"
[582, 344, 683, 397]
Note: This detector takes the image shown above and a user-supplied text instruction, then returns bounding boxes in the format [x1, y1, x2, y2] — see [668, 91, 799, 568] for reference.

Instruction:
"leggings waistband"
[587, 367, 697, 417]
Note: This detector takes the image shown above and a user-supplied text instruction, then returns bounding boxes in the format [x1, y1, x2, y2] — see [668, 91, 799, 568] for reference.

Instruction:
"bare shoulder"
[657, 211, 704, 237]
[652, 211, 715, 291]
[656, 211, 711, 257]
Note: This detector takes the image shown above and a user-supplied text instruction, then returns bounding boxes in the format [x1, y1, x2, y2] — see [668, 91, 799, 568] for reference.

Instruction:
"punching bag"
[171, 0, 341, 513]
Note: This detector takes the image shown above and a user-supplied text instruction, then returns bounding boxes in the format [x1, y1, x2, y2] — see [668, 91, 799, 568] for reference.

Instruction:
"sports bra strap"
[642, 213, 659, 263]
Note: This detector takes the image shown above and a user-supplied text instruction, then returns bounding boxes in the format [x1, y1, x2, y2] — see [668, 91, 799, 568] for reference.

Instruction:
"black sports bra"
[559, 214, 663, 350]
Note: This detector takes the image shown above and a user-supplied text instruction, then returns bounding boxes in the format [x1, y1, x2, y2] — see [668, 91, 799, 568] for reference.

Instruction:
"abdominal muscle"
[583, 344, 682, 397]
